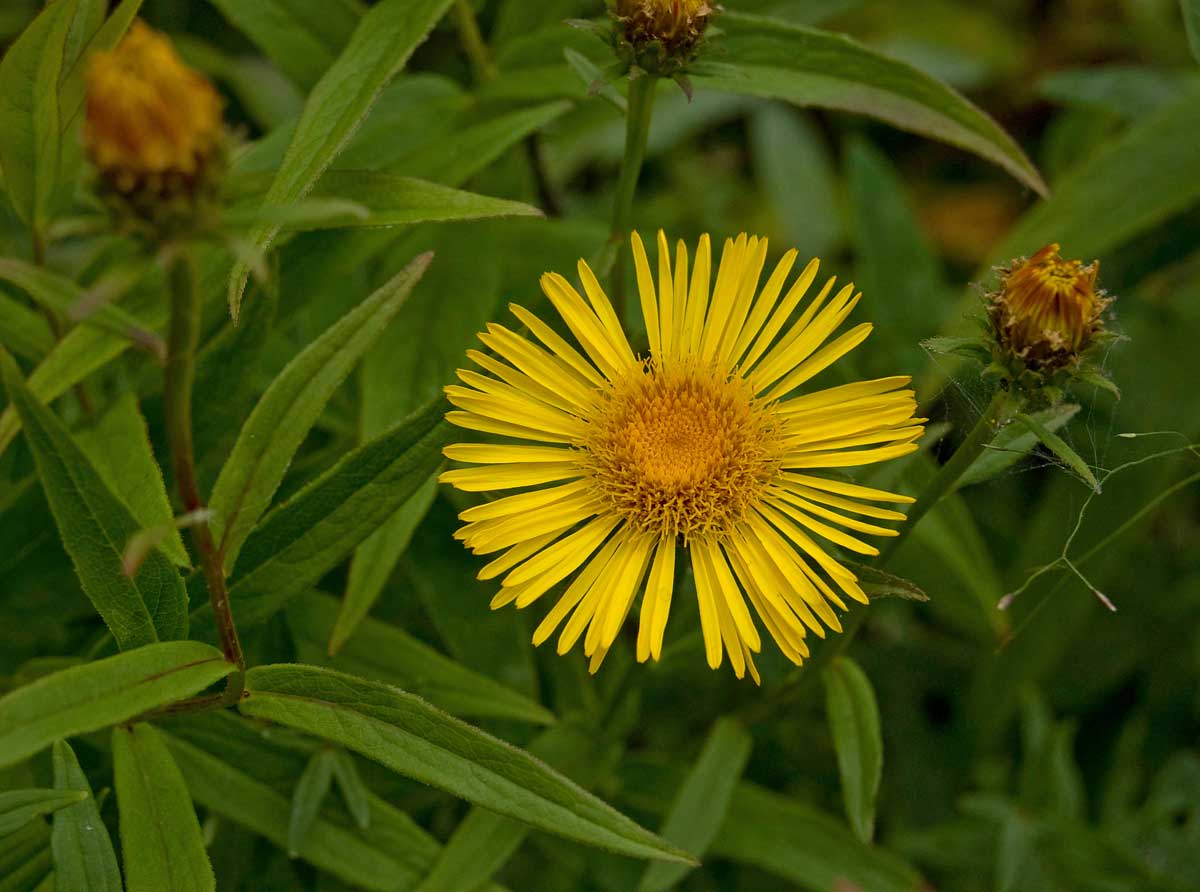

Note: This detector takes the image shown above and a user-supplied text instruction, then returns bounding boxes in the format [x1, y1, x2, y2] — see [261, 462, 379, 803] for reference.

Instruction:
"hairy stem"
[452, 0, 497, 82]
[165, 247, 244, 698]
[610, 73, 658, 321]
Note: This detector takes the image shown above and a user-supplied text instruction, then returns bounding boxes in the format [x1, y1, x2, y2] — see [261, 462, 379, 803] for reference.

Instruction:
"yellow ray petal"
[637, 535, 676, 663]
[508, 303, 606, 387]
[439, 463, 584, 492]
[443, 443, 579, 465]
[631, 231, 661, 360]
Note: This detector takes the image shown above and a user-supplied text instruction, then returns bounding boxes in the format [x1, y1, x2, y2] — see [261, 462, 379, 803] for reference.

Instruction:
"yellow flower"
[441, 232, 924, 681]
[85, 21, 224, 212]
[991, 243, 1106, 368]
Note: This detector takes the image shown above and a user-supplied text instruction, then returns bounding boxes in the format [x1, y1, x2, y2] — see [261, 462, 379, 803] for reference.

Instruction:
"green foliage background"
[2, 1, 1199, 890]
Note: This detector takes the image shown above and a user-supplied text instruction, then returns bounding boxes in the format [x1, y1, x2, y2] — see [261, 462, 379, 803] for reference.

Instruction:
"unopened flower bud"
[613, 0, 713, 76]
[989, 243, 1108, 372]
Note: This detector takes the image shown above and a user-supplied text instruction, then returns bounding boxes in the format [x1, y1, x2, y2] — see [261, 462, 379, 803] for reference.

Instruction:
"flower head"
[85, 20, 225, 226]
[990, 243, 1107, 370]
[613, 0, 713, 76]
[441, 232, 924, 681]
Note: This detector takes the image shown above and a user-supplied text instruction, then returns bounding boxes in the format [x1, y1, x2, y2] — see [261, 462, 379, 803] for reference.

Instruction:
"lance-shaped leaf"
[112, 724, 214, 892]
[210, 251, 432, 571]
[230, 171, 543, 230]
[0, 259, 163, 357]
[639, 717, 752, 892]
[0, 351, 188, 649]
[208, 0, 362, 90]
[239, 664, 695, 864]
[0, 0, 86, 230]
[227, 0, 454, 318]
[957, 403, 1081, 491]
[288, 748, 335, 856]
[328, 749, 371, 831]
[0, 285, 167, 463]
[0, 818, 53, 888]
[842, 561, 929, 602]
[217, 400, 448, 629]
[289, 592, 554, 725]
[694, 12, 1045, 194]
[0, 641, 234, 768]
[0, 291, 54, 362]
[0, 790, 87, 837]
[77, 392, 189, 568]
[822, 657, 884, 844]
[1183, 0, 1200, 63]
[162, 714, 503, 892]
[51, 740, 122, 892]
[412, 720, 613, 892]
[1015, 412, 1101, 493]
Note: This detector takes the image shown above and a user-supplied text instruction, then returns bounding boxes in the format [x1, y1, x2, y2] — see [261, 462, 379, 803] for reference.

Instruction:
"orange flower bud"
[614, 0, 713, 75]
[990, 243, 1107, 370]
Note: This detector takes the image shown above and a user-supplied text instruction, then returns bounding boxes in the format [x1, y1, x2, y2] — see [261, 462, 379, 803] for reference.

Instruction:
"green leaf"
[638, 718, 751, 892]
[227, 0, 454, 319]
[695, 12, 1045, 194]
[288, 592, 555, 725]
[57, 0, 143, 133]
[239, 664, 695, 864]
[990, 83, 1200, 264]
[330, 474, 437, 654]
[0, 259, 162, 357]
[218, 400, 448, 629]
[412, 720, 611, 892]
[0, 790, 87, 838]
[0, 291, 54, 362]
[0, 279, 167, 463]
[1014, 412, 1101, 492]
[393, 101, 570, 185]
[748, 104, 841, 259]
[822, 657, 884, 844]
[957, 403, 1080, 491]
[1183, 0, 1200, 64]
[922, 336, 991, 362]
[847, 138, 947, 374]
[0, 0, 82, 230]
[317, 171, 543, 226]
[0, 817, 53, 892]
[207, 0, 363, 90]
[220, 198, 369, 232]
[51, 740, 122, 892]
[112, 724, 214, 892]
[328, 749, 371, 831]
[288, 748, 335, 857]
[233, 172, 543, 230]
[0, 351, 188, 649]
[162, 722, 460, 892]
[842, 562, 929, 602]
[0, 641, 234, 769]
[714, 783, 924, 891]
[210, 252, 432, 572]
[76, 393, 189, 568]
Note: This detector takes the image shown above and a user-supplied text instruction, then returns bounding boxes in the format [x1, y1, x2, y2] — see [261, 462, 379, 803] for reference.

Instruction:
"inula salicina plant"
[1, 2, 1198, 891]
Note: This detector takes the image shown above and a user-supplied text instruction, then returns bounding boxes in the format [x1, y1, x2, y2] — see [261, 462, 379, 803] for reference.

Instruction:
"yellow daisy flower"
[441, 232, 925, 682]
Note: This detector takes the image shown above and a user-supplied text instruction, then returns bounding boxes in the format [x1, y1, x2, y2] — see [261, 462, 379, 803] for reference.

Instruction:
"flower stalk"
[164, 246, 244, 698]
[610, 74, 658, 319]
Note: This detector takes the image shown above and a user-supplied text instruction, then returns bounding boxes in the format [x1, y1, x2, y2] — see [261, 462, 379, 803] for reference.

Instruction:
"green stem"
[165, 247, 245, 699]
[739, 386, 1014, 723]
[609, 74, 658, 322]
[452, 0, 497, 82]
[875, 386, 1012, 565]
